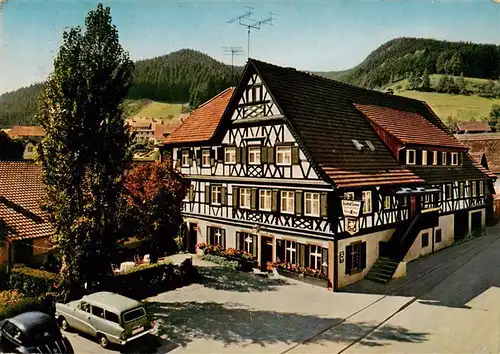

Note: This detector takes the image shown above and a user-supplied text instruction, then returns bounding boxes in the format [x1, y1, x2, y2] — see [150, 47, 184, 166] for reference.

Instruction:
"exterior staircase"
[364, 257, 400, 283]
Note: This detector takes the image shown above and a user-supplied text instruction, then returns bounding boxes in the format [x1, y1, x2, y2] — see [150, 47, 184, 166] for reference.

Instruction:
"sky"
[0, 0, 499, 94]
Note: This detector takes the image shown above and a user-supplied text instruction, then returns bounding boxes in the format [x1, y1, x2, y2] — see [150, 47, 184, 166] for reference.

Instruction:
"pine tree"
[420, 69, 431, 91]
[36, 3, 134, 299]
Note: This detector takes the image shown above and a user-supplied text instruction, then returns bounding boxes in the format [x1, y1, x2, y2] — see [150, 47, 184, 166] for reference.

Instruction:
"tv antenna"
[221, 46, 244, 75]
[227, 6, 276, 60]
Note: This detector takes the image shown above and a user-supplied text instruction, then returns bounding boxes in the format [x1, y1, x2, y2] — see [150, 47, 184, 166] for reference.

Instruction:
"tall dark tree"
[36, 3, 134, 299]
[420, 69, 431, 91]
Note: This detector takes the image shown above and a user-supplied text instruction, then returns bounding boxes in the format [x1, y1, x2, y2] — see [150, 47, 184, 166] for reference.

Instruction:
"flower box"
[277, 269, 328, 288]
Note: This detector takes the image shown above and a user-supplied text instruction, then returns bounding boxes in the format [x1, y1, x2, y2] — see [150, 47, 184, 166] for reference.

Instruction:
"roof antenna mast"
[221, 46, 244, 76]
[227, 6, 276, 61]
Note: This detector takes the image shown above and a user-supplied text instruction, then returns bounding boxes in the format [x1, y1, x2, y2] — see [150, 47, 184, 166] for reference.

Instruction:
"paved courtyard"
[69, 225, 500, 353]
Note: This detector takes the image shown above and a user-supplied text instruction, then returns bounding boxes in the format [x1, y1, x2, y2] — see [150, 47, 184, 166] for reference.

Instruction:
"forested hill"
[0, 49, 240, 127]
[338, 37, 500, 89]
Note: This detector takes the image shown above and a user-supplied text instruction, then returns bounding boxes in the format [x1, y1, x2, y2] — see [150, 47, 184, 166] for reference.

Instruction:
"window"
[104, 311, 120, 324]
[240, 188, 252, 209]
[435, 229, 442, 243]
[421, 232, 429, 248]
[406, 149, 416, 165]
[384, 196, 391, 209]
[123, 307, 146, 323]
[442, 152, 447, 165]
[362, 191, 372, 214]
[211, 185, 222, 205]
[202, 150, 211, 166]
[27, 146, 33, 153]
[309, 245, 322, 270]
[248, 146, 261, 165]
[276, 146, 292, 165]
[80, 301, 91, 313]
[181, 150, 190, 166]
[91, 306, 104, 318]
[480, 181, 484, 196]
[422, 150, 428, 165]
[304, 192, 320, 217]
[259, 189, 272, 211]
[225, 147, 236, 164]
[446, 184, 453, 200]
[398, 196, 408, 207]
[280, 191, 295, 214]
[350, 242, 362, 273]
[208, 227, 225, 247]
[451, 152, 459, 166]
[344, 192, 354, 200]
[2, 321, 23, 344]
[472, 181, 477, 197]
[285, 240, 297, 264]
[433, 151, 438, 165]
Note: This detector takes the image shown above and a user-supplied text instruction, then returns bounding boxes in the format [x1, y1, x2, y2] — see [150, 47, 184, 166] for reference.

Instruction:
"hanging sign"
[341, 200, 363, 218]
[345, 217, 359, 235]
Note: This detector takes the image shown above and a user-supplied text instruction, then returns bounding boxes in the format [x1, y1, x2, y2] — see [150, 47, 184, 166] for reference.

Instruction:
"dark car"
[0, 311, 74, 354]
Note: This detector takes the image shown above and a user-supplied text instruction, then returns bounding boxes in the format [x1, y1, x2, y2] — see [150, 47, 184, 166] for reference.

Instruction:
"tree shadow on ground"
[197, 266, 290, 292]
[149, 301, 428, 349]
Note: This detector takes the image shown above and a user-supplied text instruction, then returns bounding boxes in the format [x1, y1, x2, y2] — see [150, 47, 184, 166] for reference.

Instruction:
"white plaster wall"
[337, 228, 395, 288]
[433, 214, 454, 252]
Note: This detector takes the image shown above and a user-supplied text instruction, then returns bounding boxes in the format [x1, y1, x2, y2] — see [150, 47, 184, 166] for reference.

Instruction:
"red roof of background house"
[153, 121, 183, 139]
[456, 133, 500, 174]
[355, 104, 465, 149]
[0, 161, 53, 242]
[8, 126, 45, 139]
[456, 121, 491, 133]
[164, 87, 234, 145]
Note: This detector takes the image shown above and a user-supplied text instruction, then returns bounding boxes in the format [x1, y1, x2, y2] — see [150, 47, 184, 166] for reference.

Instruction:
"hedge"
[203, 254, 239, 270]
[0, 290, 55, 322]
[10, 267, 61, 297]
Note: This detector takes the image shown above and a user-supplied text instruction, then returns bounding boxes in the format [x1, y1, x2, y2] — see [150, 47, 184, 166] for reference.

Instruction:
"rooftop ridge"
[196, 86, 235, 110]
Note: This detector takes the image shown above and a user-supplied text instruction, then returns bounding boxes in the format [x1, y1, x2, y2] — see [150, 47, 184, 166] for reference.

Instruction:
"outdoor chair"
[252, 268, 268, 277]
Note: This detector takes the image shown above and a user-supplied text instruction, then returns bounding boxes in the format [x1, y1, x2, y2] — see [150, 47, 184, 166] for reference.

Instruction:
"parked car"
[0, 311, 74, 354]
[55, 291, 153, 348]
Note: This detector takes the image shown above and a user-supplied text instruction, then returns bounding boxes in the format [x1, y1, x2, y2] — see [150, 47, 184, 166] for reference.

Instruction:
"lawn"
[129, 101, 186, 121]
[395, 90, 500, 121]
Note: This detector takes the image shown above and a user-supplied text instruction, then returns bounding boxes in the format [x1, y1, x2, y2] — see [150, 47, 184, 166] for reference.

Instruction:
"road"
[68, 228, 500, 353]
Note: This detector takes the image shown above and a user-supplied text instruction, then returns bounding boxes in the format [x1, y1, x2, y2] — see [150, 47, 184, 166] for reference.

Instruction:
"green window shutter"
[189, 185, 195, 202]
[216, 147, 224, 162]
[205, 185, 211, 204]
[251, 188, 257, 210]
[176, 149, 182, 160]
[252, 235, 258, 256]
[304, 245, 310, 267]
[268, 147, 275, 164]
[241, 147, 247, 165]
[299, 244, 306, 267]
[320, 192, 328, 218]
[196, 149, 201, 166]
[276, 239, 285, 263]
[271, 189, 279, 212]
[291, 146, 300, 165]
[210, 149, 215, 166]
[360, 242, 367, 270]
[345, 245, 352, 274]
[221, 186, 227, 205]
[321, 247, 329, 275]
[236, 147, 242, 164]
[236, 232, 240, 250]
[295, 191, 303, 216]
[221, 229, 226, 249]
[232, 187, 239, 208]
[187, 149, 193, 166]
[261, 146, 268, 163]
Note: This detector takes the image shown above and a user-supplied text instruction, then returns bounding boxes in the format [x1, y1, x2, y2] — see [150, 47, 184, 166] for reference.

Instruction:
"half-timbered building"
[163, 58, 494, 290]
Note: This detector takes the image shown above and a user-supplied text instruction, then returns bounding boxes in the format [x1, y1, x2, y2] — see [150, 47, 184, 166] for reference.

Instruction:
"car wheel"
[97, 333, 109, 348]
[58, 316, 70, 331]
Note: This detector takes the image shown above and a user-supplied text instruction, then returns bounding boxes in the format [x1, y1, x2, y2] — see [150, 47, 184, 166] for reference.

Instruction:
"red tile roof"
[8, 126, 45, 139]
[456, 121, 491, 133]
[164, 87, 234, 145]
[153, 121, 182, 139]
[0, 161, 53, 242]
[456, 133, 500, 174]
[355, 104, 465, 149]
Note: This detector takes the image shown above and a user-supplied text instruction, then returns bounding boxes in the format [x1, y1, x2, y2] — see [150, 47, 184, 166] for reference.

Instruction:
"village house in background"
[453, 120, 492, 135]
[6, 125, 46, 159]
[164, 58, 495, 291]
[127, 116, 186, 145]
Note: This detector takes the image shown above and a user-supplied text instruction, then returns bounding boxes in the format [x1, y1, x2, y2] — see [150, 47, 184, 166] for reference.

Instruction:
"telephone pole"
[221, 46, 244, 76]
[227, 6, 276, 60]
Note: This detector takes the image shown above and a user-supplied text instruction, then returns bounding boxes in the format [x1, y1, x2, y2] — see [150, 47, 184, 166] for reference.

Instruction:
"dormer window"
[442, 152, 447, 166]
[433, 151, 438, 165]
[422, 150, 428, 165]
[406, 149, 416, 165]
[352, 140, 363, 151]
[365, 140, 375, 151]
[451, 152, 459, 166]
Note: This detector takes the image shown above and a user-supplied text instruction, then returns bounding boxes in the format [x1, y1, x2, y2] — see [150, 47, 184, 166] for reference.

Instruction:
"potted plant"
[196, 243, 206, 257]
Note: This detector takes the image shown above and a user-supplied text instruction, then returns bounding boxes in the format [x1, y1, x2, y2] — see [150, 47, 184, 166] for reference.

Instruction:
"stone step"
[373, 261, 399, 271]
[364, 273, 391, 284]
[370, 265, 395, 276]
[379, 257, 400, 266]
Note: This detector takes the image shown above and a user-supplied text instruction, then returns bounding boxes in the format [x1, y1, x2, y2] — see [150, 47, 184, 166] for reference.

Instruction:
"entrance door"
[260, 236, 273, 270]
[470, 211, 482, 236]
[187, 223, 198, 253]
[410, 195, 417, 218]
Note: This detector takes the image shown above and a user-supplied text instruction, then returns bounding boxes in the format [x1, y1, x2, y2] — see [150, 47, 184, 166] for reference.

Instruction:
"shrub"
[203, 254, 239, 270]
[0, 290, 55, 321]
[10, 267, 61, 297]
